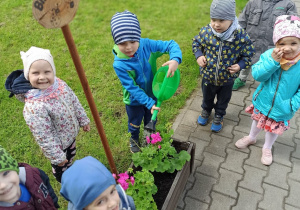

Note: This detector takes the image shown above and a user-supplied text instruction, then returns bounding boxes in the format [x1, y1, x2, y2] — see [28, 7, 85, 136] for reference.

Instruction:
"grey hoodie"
[239, 0, 298, 62]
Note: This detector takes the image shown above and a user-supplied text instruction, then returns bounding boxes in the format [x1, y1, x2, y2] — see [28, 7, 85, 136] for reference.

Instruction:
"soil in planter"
[152, 141, 189, 209]
[132, 140, 189, 210]
[152, 170, 177, 210]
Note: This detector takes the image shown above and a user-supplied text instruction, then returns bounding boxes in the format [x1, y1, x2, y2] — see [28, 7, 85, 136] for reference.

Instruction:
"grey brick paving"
[285, 204, 300, 210]
[273, 142, 294, 167]
[292, 138, 300, 159]
[205, 135, 232, 158]
[173, 5, 300, 206]
[259, 183, 288, 210]
[213, 168, 242, 198]
[245, 146, 269, 170]
[264, 163, 291, 190]
[286, 179, 300, 208]
[186, 172, 217, 203]
[289, 158, 300, 182]
[184, 196, 209, 210]
[197, 152, 224, 179]
[232, 187, 262, 210]
[173, 79, 300, 210]
[210, 192, 236, 210]
[239, 164, 267, 194]
[221, 148, 248, 174]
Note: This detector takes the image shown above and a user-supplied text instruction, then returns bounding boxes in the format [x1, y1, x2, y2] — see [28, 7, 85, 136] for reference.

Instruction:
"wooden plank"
[161, 141, 195, 210]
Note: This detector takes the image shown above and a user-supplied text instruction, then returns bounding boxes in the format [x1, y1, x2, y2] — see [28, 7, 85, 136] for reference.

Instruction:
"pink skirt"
[245, 104, 290, 135]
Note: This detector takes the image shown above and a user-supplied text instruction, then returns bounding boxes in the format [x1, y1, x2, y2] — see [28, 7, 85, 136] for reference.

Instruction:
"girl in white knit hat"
[6, 46, 90, 182]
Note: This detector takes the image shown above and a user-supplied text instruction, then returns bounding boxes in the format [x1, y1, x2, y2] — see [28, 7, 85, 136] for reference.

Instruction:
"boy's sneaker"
[232, 78, 246, 90]
[197, 110, 211, 126]
[211, 114, 223, 132]
[261, 148, 272, 166]
[130, 138, 140, 153]
[235, 136, 256, 149]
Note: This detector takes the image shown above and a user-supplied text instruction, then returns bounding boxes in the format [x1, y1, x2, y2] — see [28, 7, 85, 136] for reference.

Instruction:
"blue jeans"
[126, 105, 152, 140]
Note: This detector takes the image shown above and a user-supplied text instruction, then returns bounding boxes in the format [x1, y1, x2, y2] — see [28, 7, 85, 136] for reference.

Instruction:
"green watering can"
[144, 65, 180, 132]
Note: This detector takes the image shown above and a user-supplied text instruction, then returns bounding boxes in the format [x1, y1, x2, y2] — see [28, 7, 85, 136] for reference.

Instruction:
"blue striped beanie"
[210, 0, 236, 21]
[111, 11, 141, 44]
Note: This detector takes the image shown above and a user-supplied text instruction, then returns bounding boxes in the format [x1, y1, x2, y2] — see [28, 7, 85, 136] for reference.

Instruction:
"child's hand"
[162, 60, 179, 77]
[271, 48, 284, 62]
[197, 56, 207, 67]
[151, 105, 161, 114]
[58, 159, 68, 166]
[83, 124, 90, 132]
[228, 64, 241, 74]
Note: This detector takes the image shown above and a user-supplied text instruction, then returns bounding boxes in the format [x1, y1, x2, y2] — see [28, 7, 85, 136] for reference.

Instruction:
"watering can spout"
[145, 120, 156, 132]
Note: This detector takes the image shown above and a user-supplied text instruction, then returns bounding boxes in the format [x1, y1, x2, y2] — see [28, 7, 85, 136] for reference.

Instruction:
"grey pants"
[238, 67, 251, 81]
[239, 52, 261, 81]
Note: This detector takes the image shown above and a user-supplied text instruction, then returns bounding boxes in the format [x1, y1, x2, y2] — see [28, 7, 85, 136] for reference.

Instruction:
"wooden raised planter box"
[160, 139, 195, 210]
[129, 138, 195, 210]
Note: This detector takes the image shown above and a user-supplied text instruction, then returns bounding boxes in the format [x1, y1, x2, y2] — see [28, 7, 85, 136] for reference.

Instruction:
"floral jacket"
[192, 24, 255, 86]
[23, 78, 90, 165]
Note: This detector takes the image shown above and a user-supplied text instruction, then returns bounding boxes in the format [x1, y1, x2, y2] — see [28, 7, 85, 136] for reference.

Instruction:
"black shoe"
[130, 138, 140, 153]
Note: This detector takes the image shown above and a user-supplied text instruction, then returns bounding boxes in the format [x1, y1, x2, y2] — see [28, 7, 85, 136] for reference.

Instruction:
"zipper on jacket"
[267, 69, 283, 117]
[58, 97, 79, 135]
[215, 40, 223, 85]
[137, 54, 148, 93]
[253, 86, 264, 101]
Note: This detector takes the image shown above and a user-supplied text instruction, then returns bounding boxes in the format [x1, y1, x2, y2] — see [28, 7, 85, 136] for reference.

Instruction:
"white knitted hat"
[20, 46, 56, 80]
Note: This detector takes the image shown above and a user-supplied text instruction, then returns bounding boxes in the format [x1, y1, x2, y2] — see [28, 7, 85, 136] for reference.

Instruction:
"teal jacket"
[112, 38, 182, 109]
[252, 49, 300, 125]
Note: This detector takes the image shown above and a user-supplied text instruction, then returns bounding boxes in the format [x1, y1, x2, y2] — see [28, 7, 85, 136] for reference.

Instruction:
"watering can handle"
[151, 101, 161, 121]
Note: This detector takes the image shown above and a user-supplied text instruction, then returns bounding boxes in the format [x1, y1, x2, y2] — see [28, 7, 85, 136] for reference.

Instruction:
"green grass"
[0, 0, 247, 208]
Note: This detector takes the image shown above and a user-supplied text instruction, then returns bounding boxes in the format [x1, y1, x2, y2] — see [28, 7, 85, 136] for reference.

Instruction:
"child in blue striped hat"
[192, 0, 255, 132]
[111, 10, 182, 153]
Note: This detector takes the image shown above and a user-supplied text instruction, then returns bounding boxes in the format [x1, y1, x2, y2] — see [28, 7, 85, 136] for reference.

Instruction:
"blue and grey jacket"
[112, 38, 182, 110]
[192, 24, 255, 86]
[252, 49, 300, 125]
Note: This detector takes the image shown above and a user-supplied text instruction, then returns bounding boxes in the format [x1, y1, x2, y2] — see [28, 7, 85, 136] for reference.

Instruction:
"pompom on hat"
[60, 156, 116, 209]
[0, 146, 19, 174]
[20, 46, 56, 80]
[111, 10, 141, 44]
[273, 15, 300, 45]
[210, 0, 236, 21]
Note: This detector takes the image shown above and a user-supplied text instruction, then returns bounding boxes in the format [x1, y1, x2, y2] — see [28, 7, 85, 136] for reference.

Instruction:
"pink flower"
[158, 145, 161, 149]
[146, 136, 151, 144]
[130, 176, 135, 185]
[119, 179, 129, 190]
[118, 172, 129, 180]
[150, 132, 162, 144]
[112, 173, 117, 179]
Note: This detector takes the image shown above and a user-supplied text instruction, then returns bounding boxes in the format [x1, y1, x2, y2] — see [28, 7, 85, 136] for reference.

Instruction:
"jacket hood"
[5, 69, 32, 98]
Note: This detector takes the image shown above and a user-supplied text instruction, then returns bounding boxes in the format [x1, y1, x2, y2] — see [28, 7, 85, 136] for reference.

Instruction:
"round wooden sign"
[32, 0, 80, 28]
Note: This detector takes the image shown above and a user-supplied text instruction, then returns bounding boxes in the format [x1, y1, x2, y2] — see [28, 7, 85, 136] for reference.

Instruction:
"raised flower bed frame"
[161, 139, 195, 210]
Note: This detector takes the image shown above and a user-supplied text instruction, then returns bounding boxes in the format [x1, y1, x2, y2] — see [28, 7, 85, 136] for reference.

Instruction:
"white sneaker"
[261, 148, 272, 166]
[235, 136, 256, 149]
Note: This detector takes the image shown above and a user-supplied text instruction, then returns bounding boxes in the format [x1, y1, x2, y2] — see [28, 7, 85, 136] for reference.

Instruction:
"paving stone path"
[174, 3, 300, 208]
